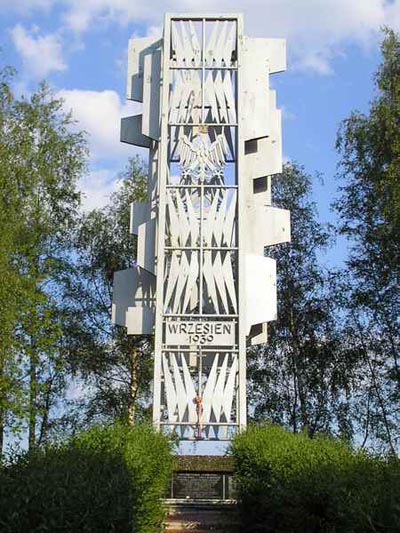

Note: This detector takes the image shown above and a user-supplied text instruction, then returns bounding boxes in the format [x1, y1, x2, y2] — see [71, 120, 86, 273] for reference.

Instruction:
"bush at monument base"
[0, 422, 174, 532]
[231, 424, 400, 532]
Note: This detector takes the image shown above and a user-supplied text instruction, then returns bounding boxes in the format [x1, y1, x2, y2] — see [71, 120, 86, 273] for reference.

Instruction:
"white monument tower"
[112, 14, 290, 441]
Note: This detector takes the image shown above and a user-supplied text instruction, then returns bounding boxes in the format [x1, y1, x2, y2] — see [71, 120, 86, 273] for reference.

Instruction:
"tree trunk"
[28, 353, 37, 450]
[128, 347, 138, 426]
[37, 380, 52, 447]
[0, 406, 4, 461]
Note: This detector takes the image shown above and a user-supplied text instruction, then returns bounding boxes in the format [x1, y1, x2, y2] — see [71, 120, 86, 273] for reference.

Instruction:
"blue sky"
[1, 0, 397, 455]
[0, 1, 394, 245]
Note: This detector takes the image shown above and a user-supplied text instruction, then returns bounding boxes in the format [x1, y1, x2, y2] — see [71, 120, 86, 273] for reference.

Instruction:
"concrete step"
[163, 499, 239, 532]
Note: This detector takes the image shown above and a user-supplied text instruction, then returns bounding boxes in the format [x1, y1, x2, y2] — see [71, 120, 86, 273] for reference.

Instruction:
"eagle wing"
[177, 135, 198, 169]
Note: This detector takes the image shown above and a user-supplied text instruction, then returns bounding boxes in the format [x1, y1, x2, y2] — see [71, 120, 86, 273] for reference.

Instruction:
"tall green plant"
[0, 70, 87, 454]
[62, 157, 153, 427]
[231, 424, 400, 532]
[248, 163, 353, 439]
[0, 422, 174, 532]
[335, 29, 400, 453]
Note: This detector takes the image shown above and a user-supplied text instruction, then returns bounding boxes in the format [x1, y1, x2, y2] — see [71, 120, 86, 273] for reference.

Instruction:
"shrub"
[0, 422, 174, 532]
[231, 424, 400, 532]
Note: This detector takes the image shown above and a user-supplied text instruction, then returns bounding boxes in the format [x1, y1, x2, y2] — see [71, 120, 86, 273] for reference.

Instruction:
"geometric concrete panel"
[265, 38, 286, 74]
[245, 255, 277, 335]
[126, 306, 155, 335]
[142, 48, 161, 141]
[111, 266, 155, 330]
[120, 115, 151, 148]
[242, 37, 270, 141]
[130, 201, 150, 235]
[248, 322, 268, 346]
[245, 206, 291, 255]
[252, 176, 272, 207]
[243, 90, 282, 182]
[137, 218, 156, 274]
[127, 37, 155, 102]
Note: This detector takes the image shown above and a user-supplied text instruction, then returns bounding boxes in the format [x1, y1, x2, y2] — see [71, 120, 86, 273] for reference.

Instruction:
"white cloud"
[0, 0, 52, 13]
[11, 24, 66, 78]
[79, 168, 118, 211]
[61, 0, 400, 74]
[56, 88, 138, 161]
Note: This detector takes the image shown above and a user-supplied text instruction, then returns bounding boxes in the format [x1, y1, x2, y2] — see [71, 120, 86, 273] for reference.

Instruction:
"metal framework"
[112, 14, 290, 441]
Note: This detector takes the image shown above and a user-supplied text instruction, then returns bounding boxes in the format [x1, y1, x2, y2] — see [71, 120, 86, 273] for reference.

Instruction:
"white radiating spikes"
[205, 21, 219, 65]
[188, 20, 201, 66]
[202, 354, 219, 424]
[214, 21, 228, 64]
[214, 71, 227, 122]
[223, 253, 237, 312]
[214, 190, 228, 246]
[180, 20, 193, 65]
[175, 191, 191, 246]
[164, 253, 180, 311]
[223, 23, 236, 66]
[171, 23, 184, 66]
[222, 355, 238, 420]
[213, 252, 230, 313]
[222, 191, 237, 247]
[186, 190, 199, 245]
[163, 354, 177, 422]
[205, 72, 219, 121]
[222, 71, 237, 123]
[172, 252, 190, 312]
[203, 189, 219, 246]
[212, 354, 229, 421]
[203, 251, 220, 313]
[182, 252, 199, 312]
[167, 193, 180, 247]
[181, 355, 197, 421]
[172, 353, 189, 421]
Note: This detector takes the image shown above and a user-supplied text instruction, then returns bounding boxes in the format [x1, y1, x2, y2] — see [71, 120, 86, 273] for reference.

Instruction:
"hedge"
[231, 424, 400, 532]
[0, 422, 174, 532]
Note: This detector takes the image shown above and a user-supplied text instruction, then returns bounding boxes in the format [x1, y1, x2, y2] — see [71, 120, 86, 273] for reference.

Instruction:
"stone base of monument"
[163, 456, 239, 532]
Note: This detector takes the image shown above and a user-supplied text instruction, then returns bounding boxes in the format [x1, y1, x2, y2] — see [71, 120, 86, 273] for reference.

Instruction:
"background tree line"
[0, 29, 399, 458]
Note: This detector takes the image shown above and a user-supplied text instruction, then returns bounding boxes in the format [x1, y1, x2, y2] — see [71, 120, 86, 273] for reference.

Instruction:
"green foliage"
[62, 157, 153, 427]
[231, 424, 400, 532]
[248, 163, 353, 439]
[0, 66, 87, 452]
[335, 28, 400, 452]
[0, 422, 174, 532]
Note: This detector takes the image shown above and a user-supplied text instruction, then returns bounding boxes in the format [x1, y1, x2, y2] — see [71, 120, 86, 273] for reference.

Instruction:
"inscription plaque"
[173, 472, 224, 500]
[165, 320, 236, 346]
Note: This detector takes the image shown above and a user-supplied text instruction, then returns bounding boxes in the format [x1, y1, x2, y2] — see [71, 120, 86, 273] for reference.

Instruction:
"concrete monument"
[112, 14, 290, 441]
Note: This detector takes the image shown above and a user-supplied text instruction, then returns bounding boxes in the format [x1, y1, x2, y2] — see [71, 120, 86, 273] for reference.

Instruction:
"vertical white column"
[236, 14, 247, 431]
[152, 14, 171, 430]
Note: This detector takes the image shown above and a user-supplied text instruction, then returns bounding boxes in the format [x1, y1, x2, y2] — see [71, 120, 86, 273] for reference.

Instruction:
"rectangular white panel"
[245, 255, 277, 334]
[242, 37, 270, 141]
[120, 115, 151, 148]
[142, 49, 161, 140]
[130, 202, 150, 235]
[244, 90, 282, 184]
[126, 306, 155, 335]
[266, 38, 286, 74]
[127, 37, 160, 102]
[246, 206, 291, 255]
[165, 320, 236, 346]
[137, 218, 156, 274]
[112, 266, 155, 328]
